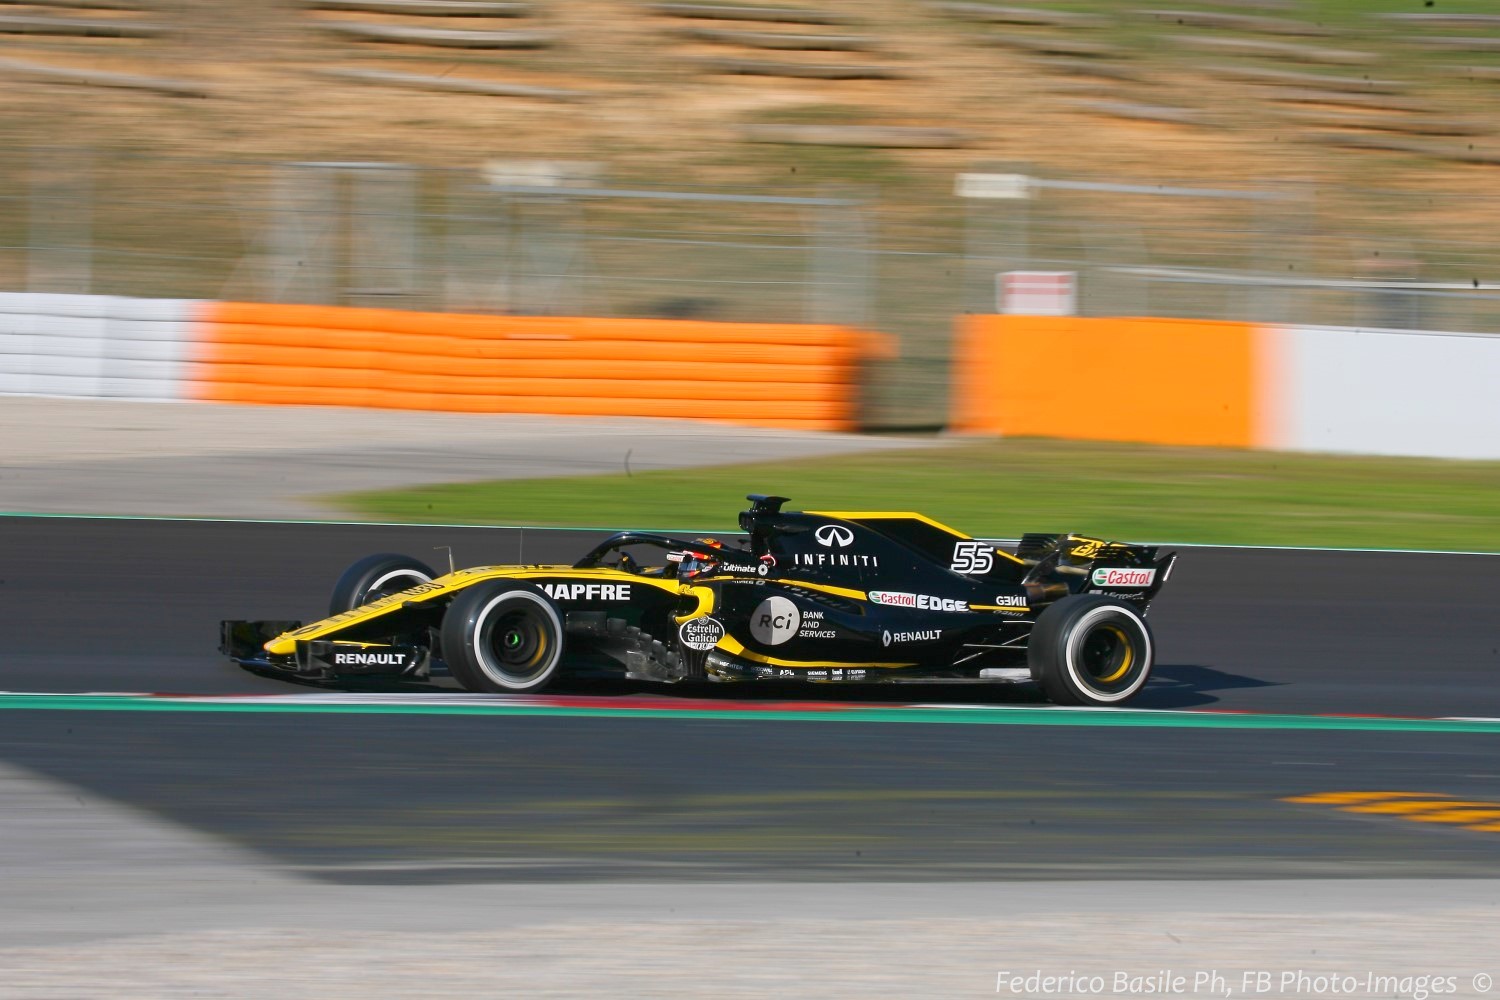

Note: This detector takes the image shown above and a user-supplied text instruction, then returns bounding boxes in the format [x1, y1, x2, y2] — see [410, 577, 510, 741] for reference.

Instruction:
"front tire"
[441, 581, 565, 693]
[329, 553, 437, 616]
[1028, 595, 1154, 706]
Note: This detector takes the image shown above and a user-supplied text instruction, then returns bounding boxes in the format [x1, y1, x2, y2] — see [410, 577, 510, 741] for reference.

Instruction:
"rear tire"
[329, 553, 437, 616]
[441, 581, 565, 693]
[1028, 595, 1153, 706]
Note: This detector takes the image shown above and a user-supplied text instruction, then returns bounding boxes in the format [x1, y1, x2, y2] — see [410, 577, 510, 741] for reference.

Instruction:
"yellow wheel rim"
[1089, 624, 1134, 685]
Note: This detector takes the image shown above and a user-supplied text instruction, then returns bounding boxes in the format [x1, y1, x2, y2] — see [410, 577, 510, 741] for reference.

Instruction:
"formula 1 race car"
[221, 495, 1176, 706]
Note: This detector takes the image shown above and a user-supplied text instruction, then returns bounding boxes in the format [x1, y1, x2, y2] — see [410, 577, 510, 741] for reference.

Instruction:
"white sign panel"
[998, 271, 1076, 316]
[955, 173, 1031, 200]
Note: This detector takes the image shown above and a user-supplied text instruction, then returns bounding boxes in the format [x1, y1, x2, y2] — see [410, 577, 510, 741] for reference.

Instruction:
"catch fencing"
[4, 149, 1500, 426]
[0, 152, 872, 327]
[958, 171, 1500, 335]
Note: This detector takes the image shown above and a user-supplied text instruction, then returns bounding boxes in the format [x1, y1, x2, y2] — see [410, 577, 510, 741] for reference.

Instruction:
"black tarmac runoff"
[2, 515, 1499, 883]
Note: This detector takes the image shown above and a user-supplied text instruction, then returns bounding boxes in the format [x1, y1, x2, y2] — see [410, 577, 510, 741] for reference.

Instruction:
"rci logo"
[814, 524, 855, 548]
[749, 596, 800, 645]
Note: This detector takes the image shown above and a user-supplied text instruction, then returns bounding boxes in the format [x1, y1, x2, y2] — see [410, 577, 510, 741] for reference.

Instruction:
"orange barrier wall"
[188, 303, 892, 431]
[952, 315, 1259, 448]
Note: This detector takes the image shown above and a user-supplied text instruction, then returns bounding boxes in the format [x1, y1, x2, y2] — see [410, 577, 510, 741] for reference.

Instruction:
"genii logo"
[749, 596, 800, 646]
[1090, 567, 1156, 588]
[814, 524, 854, 548]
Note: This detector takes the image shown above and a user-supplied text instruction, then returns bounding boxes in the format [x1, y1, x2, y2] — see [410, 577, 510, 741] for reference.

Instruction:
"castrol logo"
[1090, 567, 1156, 588]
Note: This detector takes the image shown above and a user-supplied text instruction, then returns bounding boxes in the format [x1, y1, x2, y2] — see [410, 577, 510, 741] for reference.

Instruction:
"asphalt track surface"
[2, 515, 1500, 882]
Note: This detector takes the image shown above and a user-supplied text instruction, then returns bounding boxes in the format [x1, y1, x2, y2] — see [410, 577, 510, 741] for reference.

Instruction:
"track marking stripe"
[1283, 791, 1500, 834]
[4, 693, 1500, 733]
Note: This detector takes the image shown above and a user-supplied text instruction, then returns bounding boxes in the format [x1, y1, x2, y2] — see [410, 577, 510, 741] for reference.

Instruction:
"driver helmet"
[677, 538, 725, 579]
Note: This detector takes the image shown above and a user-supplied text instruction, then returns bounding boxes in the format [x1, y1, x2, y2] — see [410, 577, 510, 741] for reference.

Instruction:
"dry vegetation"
[4, 2, 1499, 418]
[2, 0, 1498, 197]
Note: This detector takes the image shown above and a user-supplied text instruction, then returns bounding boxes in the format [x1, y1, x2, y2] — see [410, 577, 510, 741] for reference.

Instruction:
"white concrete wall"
[1267, 324, 1500, 460]
[0, 293, 197, 401]
[6, 296, 1500, 462]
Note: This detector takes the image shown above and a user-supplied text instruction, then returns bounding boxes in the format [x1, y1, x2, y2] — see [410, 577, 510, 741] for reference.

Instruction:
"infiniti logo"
[814, 524, 854, 548]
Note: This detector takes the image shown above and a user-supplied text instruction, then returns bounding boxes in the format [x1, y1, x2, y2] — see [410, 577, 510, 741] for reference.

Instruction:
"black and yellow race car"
[221, 495, 1176, 706]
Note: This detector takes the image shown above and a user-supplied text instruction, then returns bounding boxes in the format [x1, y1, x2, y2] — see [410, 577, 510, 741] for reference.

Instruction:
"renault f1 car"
[221, 495, 1176, 706]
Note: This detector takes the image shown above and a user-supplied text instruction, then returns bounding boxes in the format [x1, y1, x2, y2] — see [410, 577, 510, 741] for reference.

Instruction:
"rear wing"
[1015, 533, 1177, 606]
[1084, 551, 1177, 603]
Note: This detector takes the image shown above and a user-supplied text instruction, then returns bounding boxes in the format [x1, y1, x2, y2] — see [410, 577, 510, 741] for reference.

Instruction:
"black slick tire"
[329, 553, 437, 616]
[440, 581, 565, 693]
[1028, 595, 1153, 706]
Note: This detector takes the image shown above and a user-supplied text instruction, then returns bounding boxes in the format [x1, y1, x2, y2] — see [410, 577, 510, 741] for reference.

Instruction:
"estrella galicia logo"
[815, 524, 854, 548]
[678, 616, 726, 652]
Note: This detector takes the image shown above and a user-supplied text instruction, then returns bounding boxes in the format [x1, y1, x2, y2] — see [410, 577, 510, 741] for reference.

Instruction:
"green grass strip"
[336, 439, 1500, 553]
[3, 695, 1499, 734]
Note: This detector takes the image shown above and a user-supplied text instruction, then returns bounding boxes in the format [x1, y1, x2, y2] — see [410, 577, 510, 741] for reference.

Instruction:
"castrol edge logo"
[868, 591, 968, 613]
[1090, 567, 1156, 588]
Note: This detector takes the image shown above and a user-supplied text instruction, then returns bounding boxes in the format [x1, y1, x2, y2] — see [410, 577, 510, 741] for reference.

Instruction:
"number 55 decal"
[951, 541, 994, 575]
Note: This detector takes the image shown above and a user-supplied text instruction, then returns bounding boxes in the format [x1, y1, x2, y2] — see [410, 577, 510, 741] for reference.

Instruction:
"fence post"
[28, 148, 92, 294]
[959, 166, 1032, 315]
[1254, 179, 1310, 324]
[441, 172, 509, 313]
[266, 162, 420, 306]
[512, 192, 587, 315]
[266, 163, 335, 304]
[808, 192, 871, 327]
[346, 163, 419, 306]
